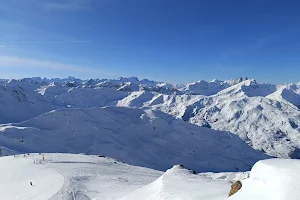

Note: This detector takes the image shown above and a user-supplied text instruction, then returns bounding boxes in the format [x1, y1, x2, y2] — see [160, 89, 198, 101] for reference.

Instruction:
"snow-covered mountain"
[0, 76, 299, 162]
[117, 79, 300, 159]
[0, 106, 267, 172]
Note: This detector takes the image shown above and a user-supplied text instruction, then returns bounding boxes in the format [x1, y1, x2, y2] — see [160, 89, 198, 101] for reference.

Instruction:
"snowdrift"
[121, 165, 247, 200]
[228, 158, 300, 200]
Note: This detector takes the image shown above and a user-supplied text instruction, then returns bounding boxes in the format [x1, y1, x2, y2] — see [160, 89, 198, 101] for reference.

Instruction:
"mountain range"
[0, 76, 299, 171]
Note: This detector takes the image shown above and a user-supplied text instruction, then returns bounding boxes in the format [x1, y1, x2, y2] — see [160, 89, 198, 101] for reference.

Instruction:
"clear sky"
[0, 0, 300, 84]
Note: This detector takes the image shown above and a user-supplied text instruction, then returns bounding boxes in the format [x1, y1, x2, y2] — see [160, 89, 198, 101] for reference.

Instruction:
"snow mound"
[0, 155, 64, 200]
[121, 165, 236, 200]
[228, 158, 300, 200]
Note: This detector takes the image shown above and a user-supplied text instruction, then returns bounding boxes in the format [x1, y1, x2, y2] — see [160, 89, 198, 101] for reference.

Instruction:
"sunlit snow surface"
[229, 158, 300, 200]
[0, 153, 248, 200]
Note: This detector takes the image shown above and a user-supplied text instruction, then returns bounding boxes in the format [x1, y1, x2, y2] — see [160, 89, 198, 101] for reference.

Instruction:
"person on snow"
[30, 181, 33, 186]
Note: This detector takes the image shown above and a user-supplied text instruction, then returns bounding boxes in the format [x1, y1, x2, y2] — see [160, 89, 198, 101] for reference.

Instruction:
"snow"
[1, 76, 300, 199]
[45, 153, 162, 200]
[228, 158, 300, 200]
[0, 155, 64, 200]
[0, 153, 163, 200]
[116, 79, 300, 158]
[0, 76, 299, 159]
[0, 107, 267, 172]
[122, 165, 249, 200]
[0, 153, 252, 200]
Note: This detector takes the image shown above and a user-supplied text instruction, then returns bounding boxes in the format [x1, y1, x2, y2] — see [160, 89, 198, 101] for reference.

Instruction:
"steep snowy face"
[189, 95, 300, 158]
[267, 83, 300, 109]
[54, 87, 129, 108]
[0, 107, 268, 172]
[0, 84, 63, 123]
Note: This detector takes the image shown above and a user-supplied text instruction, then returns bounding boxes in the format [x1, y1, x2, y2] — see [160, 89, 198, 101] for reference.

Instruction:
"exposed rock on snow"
[228, 181, 242, 197]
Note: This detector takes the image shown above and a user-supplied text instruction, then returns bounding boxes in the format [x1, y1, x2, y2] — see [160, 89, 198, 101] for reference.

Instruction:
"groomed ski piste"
[2, 153, 243, 200]
[2, 153, 300, 200]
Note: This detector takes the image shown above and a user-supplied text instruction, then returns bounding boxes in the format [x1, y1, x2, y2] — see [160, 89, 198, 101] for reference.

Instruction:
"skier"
[30, 181, 33, 186]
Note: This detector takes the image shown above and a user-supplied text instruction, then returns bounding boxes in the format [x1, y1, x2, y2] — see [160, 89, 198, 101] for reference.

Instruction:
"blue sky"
[0, 0, 300, 84]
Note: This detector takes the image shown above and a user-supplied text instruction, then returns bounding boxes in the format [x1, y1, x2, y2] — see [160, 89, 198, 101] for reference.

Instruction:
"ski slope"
[0, 155, 64, 200]
[0, 153, 162, 200]
[0, 153, 249, 200]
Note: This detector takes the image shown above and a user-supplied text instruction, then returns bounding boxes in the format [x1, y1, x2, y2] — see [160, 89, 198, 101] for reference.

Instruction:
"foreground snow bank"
[0, 155, 64, 200]
[228, 158, 300, 200]
[121, 165, 244, 200]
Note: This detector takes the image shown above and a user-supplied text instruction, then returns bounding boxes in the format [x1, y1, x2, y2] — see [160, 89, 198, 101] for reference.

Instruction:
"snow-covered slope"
[184, 79, 231, 95]
[228, 158, 300, 200]
[0, 83, 63, 123]
[115, 79, 300, 158]
[186, 81, 300, 158]
[0, 154, 64, 200]
[267, 83, 300, 109]
[0, 76, 299, 160]
[0, 106, 267, 172]
[0, 153, 254, 200]
[0, 153, 162, 200]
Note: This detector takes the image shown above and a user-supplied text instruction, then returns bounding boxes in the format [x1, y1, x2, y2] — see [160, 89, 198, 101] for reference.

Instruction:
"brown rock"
[228, 180, 242, 197]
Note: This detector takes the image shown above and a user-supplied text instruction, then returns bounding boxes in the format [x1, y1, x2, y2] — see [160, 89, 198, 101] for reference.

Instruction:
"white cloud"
[0, 55, 119, 78]
[0, 41, 92, 48]
[43, 0, 93, 11]
[0, 56, 91, 71]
